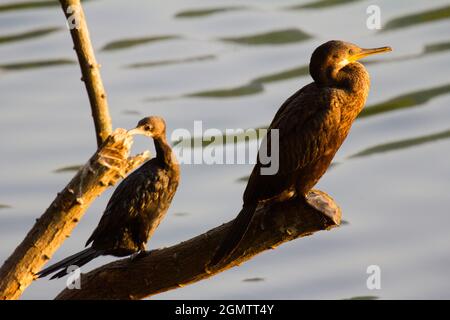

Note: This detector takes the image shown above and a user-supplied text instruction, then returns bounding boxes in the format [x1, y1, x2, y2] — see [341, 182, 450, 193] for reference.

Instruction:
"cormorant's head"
[309, 40, 391, 86]
[128, 116, 166, 138]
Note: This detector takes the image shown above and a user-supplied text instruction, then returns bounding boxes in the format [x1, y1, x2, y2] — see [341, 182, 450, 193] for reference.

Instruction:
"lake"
[1, 0, 450, 299]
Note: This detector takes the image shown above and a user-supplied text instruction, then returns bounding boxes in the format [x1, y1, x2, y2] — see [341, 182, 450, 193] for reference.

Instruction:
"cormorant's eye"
[144, 125, 151, 131]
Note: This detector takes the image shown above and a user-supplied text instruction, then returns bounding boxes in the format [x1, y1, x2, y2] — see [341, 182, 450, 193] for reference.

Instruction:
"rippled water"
[1, 0, 450, 299]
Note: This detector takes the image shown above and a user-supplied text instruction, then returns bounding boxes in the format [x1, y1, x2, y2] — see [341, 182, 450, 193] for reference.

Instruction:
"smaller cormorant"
[209, 40, 392, 266]
[37, 116, 180, 279]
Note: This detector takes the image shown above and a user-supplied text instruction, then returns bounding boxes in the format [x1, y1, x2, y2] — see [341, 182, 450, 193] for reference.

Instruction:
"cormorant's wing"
[85, 161, 161, 248]
[269, 83, 314, 123]
[271, 87, 341, 173]
[243, 86, 341, 202]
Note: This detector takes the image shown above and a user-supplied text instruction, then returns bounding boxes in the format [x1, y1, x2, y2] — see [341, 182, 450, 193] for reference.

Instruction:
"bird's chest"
[339, 86, 368, 122]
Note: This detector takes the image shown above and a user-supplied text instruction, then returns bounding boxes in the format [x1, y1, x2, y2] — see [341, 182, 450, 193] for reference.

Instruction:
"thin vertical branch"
[60, 0, 112, 146]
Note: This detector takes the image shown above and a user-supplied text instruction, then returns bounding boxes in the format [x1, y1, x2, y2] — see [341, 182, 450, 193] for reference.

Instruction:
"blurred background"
[1, 0, 450, 299]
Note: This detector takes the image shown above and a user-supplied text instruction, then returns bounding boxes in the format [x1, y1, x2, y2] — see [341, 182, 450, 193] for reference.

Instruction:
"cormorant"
[210, 40, 391, 266]
[37, 116, 180, 279]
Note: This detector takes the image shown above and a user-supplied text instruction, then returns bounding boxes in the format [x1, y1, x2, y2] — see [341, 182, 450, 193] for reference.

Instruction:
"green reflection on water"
[360, 84, 450, 119]
[0, 27, 60, 45]
[242, 277, 265, 282]
[236, 175, 250, 183]
[188, 82, 263, 98]
[151, 38, 450, 100]
[126, 55, 215, 69]
[53, 165, 83, 173]
[221, 29, 311, 46]
[173, 212, 190, 217]
[0, 0, 56, 13]
[383, 5, 450, 31]
[254, 65, 309, 84]
[0, 0, 92, 13]
[173, 125, 267, 149]
[289, 0, 361, 10]
[102, 35, 180, 51]
[122, 110, 141, 115]
[0, 58, 75, 71]
[344, 296, 379, 300]
[350, 129, 450, 159]
[424, 40, 450, 54]
[186, 65, 309, 98]
[175, 6, 245, 18]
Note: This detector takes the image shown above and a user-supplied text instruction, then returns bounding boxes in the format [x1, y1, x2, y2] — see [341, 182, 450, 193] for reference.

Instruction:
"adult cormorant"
[210, 40, 391, 266]
[38, 116, 180, 279]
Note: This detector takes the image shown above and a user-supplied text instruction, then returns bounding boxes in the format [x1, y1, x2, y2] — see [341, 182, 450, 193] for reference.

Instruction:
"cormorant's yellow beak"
[349, 46, 392, 62]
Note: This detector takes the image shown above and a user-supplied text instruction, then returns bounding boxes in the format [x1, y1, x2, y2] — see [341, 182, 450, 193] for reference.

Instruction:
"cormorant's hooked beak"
[127, 127, 154, 137]
[349, 46, 392, 62]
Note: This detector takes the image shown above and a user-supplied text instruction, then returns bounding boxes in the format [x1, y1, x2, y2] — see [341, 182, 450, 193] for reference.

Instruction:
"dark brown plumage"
[210, 40, 391, 266]
[38, 116, 180, 279]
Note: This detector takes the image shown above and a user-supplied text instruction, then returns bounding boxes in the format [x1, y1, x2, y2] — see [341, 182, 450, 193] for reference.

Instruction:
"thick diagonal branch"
[56, 190, 341, 300]
[0, 130, 150, 300]
[60, 0, 112, 146]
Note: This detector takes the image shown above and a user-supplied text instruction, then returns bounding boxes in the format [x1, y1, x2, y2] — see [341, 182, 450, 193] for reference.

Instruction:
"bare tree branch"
[0, 0, 134, 300]
[56, 190, 341, 300]
[0, 130, 150, 300]
[60, 0, 112, 146]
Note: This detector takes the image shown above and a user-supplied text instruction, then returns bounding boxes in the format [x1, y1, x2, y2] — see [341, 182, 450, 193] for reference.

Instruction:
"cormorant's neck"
[153, 134, 175, 167]
[313, 61, 370, 95]
[333, 62, 370, 94]
[332, 62, 371, 121]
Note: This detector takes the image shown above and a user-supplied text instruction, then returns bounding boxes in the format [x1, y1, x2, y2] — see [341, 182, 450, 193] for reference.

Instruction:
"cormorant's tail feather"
[209, 203, 257, 267]
[37, 247, 102, 279]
